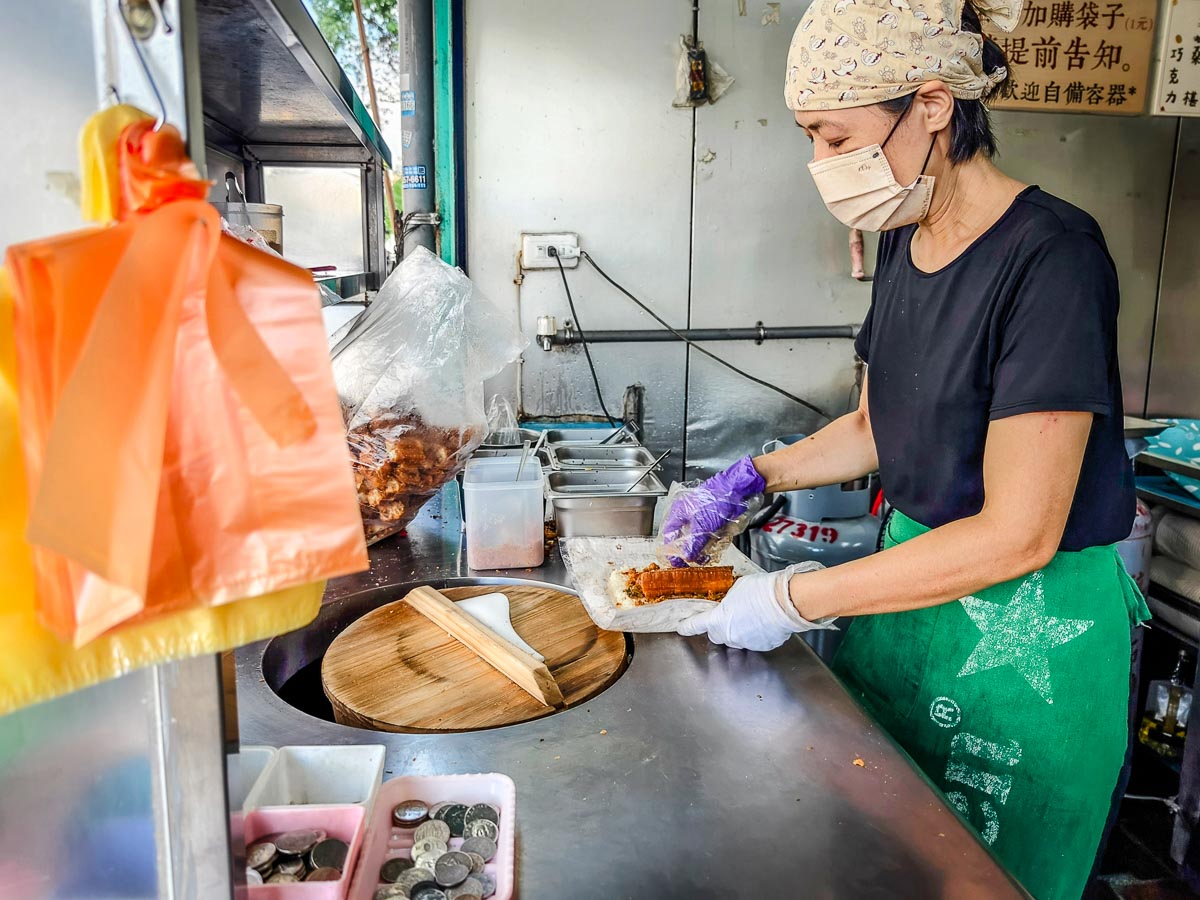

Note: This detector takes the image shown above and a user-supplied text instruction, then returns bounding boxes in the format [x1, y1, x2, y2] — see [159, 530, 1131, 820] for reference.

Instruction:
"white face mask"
[807, 114, 937, 232]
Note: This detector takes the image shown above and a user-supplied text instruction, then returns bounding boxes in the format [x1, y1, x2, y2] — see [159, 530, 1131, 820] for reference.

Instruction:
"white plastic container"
[227, 745, 278, 812]
[463, 459, 545, 570]
[245, 744, 385, 812]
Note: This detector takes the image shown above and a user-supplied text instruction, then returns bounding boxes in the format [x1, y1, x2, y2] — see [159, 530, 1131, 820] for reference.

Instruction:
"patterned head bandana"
[784, 0, 1023, 111]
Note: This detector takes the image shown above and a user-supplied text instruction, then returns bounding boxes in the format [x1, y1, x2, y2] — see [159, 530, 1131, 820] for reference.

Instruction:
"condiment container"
[463, 459, 545, 570]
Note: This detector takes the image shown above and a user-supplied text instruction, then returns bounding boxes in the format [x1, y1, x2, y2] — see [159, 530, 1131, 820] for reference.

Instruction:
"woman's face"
[794, 90, 942, 187]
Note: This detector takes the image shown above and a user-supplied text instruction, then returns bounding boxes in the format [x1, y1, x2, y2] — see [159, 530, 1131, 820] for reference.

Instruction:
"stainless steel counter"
[236, 487, 1028, 898]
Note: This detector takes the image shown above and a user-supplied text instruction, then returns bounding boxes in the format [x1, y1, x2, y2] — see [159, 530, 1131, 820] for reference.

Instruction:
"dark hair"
[879, 0, 1009, 164]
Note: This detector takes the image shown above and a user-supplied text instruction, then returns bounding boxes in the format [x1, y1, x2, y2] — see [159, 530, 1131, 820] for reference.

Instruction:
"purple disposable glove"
[661, 455, 766, 567]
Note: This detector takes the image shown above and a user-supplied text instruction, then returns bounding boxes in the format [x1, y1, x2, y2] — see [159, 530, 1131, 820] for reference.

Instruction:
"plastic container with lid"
[463, 459, 545, 570]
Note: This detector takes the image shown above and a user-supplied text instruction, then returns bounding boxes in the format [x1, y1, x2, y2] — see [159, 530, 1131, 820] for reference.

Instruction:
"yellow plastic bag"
[0, 272, 323, 716]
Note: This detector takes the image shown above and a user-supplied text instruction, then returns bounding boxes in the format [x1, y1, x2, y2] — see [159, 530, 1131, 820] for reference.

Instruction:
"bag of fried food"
[331, 248, 525, 543]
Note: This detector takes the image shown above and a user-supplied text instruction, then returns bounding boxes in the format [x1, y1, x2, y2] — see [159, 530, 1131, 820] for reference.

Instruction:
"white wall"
[465, 0, 696, 479]
[1, 0, 99, 248]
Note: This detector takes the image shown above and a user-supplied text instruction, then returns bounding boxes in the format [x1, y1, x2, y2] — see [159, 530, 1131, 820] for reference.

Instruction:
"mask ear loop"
[881, 99, 912, 149]
[917, 131, 937, 177]
[882, 96, 939, 180]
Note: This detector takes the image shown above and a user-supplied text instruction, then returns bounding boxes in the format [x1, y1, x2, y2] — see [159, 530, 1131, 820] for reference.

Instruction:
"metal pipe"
[397, 0, 436, 254]
[547, 324, 859, 347]
[433, 0, 461, 266]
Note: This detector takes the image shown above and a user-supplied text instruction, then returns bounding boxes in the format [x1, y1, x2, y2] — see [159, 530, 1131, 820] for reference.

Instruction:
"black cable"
[551, 249, 615, 426]
[579, 251, 832, 421]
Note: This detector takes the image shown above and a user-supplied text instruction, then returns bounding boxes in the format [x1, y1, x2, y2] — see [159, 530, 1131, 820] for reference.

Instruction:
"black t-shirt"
[855, 186, 1134, 551]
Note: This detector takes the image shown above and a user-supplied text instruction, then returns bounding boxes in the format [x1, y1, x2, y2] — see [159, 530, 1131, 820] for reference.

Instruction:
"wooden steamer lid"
[321, 585, 629, 732]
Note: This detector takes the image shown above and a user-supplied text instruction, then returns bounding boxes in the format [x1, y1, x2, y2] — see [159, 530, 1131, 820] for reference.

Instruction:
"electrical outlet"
[521, 232, 580, 269]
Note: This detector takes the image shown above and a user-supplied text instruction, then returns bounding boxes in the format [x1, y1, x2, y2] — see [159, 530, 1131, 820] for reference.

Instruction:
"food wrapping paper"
[560, 536, 762, 632]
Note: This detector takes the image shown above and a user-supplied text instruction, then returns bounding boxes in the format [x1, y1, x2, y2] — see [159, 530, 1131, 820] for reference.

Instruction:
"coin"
[275, 856, 306, 877]
[447, 876, 484, 900]
[413, 889, 449, 900]
[414, 818, 451, 845]
[380, 856, 415, 883]
[476, 872, 497, 898]
[266, 872, 302, 884]
[275, 829, 325, 856]
[413, 852, 442, 873]
[396, 868, 437, 892]
[246, 867, 264, 886]
[375, 886, 408, 900]
[459, 837, 496, 862]
[309, 837, 349, 872]
[429, 802, 452, 819]
[463, 804, 500, 827]
[247, 840, 277, 871]
[410, 874, 441, 897]
[393, 799, 430, 828]
[465, 851, 485, 874]
[435, 851, 472, 888]
[463, 819, 498, 842]
[443, 804, 469, 838]
[411, 838, 449, 859]
[307, 867, 342, 882]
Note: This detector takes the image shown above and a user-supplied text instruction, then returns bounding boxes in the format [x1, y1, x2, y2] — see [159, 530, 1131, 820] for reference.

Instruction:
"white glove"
[676, 562, 837, 651]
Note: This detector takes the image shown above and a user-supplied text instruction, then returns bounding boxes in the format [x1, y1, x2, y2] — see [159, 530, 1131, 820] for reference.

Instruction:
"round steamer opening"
[262, 579, 632, 734]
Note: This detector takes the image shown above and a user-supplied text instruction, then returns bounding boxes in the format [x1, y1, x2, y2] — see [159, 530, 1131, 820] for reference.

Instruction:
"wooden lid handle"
[403, 586, 565, 708]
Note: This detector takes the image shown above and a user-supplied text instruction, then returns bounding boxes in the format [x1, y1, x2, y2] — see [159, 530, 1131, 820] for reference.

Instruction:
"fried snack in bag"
[6, 116, 367, 646]
[331, 248, 525, 543]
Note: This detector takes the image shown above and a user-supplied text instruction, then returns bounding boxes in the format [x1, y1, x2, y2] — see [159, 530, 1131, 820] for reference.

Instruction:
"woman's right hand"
[661, 455, 766, 566]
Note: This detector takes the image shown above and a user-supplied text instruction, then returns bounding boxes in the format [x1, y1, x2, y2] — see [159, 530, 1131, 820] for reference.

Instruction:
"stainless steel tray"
[471, 447, 552, 467]
[546, 471, 666, 538]
[480, 427, 543, 449]
[543, 427, 637, 446]
[547, 445, 659, 470]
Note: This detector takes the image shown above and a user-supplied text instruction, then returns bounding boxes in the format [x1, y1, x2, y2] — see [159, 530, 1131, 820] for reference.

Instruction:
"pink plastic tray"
[245, 804, 366, 899]
[348, 773, 516, 900]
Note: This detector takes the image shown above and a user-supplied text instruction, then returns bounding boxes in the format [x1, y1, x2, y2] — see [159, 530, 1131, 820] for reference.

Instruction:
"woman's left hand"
[676, 564, 835, 651]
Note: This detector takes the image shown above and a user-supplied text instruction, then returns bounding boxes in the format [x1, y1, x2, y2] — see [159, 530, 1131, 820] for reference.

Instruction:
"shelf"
[196, 0, 391, 165]
[1139, 451, 1200, 483]
[1137, 476, 1200, 519]
[1146, 581, 1200, 649]
[1125, 415, 1170, 439]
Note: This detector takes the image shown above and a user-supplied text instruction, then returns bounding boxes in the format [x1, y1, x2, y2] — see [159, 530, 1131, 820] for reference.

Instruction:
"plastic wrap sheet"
[560, 536, 761, 632]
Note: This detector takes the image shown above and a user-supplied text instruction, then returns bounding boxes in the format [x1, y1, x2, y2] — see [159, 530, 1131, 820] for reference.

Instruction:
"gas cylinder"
[748, 435, 880, 571]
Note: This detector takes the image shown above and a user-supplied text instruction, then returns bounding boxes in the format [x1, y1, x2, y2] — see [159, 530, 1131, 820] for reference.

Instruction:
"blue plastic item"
[1146, 419, 1200, 497]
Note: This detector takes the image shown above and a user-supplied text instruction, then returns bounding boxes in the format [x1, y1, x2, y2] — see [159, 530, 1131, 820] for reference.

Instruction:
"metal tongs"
[598, 421, 639, 446]
[515, 431, 548, 481]
[626, 448, 671, 493]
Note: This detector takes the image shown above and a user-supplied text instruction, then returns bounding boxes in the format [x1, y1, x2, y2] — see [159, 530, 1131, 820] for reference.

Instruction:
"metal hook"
[148, 0, 173, 35]
[117, 0, 168, 130]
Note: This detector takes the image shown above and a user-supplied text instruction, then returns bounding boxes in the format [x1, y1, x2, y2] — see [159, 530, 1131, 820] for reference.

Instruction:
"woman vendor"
[667, 0, 1150, 895]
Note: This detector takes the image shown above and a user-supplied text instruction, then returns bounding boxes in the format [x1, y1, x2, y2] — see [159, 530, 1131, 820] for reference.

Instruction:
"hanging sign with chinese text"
[983, 0, 1157, 114]
[1152, 0, 1200, 115]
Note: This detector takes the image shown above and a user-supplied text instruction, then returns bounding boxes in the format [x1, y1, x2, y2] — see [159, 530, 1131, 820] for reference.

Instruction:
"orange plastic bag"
[0, 270, 324, 714]
[7, 120, 367, 646]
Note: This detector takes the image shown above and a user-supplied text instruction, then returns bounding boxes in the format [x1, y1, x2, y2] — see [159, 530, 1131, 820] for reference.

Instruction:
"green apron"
[833, 510, 1150, 900]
